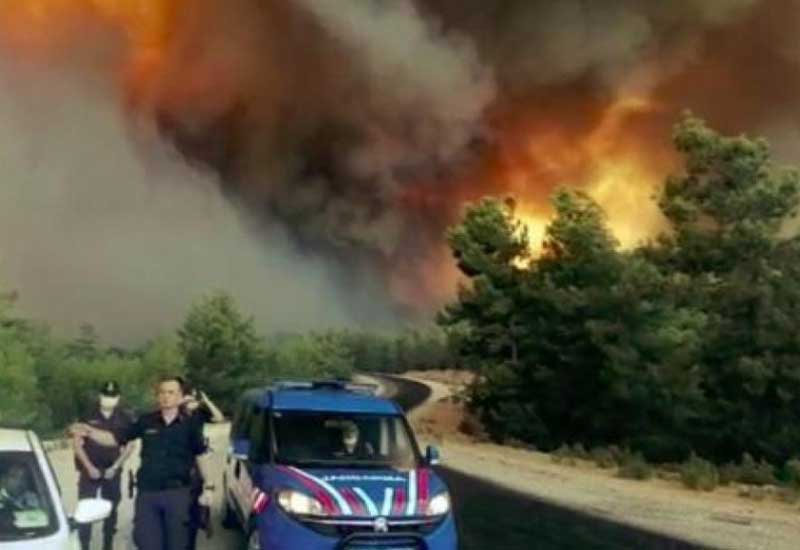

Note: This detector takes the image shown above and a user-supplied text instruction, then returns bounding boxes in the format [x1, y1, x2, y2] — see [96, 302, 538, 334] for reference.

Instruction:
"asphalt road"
[382, 374, 710, 550]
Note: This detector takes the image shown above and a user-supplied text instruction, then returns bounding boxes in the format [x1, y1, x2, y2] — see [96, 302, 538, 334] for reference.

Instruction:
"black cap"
[100, 380, 120, 397]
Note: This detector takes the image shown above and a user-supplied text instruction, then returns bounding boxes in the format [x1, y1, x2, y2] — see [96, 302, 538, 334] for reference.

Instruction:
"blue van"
[222, 380, 458, 550]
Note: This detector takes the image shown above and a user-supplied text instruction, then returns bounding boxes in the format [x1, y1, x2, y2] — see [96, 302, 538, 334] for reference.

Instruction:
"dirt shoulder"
[403, 371, 800, 550]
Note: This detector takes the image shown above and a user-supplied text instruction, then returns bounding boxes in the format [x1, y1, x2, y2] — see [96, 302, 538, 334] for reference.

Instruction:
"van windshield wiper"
[275, 458, 334, 468]
[276, 458, 403, 469]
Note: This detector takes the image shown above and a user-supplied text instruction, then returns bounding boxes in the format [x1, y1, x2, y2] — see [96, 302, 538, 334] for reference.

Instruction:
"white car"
[0, 428, 111, 550]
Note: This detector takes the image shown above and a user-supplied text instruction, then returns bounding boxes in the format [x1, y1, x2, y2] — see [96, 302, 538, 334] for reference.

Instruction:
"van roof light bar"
[272, 379, 379, 395]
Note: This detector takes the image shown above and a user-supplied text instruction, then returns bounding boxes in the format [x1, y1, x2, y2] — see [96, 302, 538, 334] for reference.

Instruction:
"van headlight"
[426, 493, 451, 516]
[277, 490, 326, 516]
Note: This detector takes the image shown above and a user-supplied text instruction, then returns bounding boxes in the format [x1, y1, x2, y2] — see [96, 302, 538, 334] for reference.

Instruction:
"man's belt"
[134, 478, 192, 493]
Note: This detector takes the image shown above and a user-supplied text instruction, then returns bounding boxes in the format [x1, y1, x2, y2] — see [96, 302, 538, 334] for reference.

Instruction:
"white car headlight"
[277, 490, 326, 516]
[426, 493, 451, 516]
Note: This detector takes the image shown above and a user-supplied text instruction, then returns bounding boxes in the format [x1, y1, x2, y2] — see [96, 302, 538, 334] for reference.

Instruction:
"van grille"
[337, 532, 425, 550]
[300, 517, 441, 538]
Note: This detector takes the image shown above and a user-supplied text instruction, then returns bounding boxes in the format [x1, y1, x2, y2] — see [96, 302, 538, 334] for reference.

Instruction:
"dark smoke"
[4, 0, 800, 339]
[147, 0, 800, 305]
[0, 53, 399, 344]
[419, 0, 759, 92]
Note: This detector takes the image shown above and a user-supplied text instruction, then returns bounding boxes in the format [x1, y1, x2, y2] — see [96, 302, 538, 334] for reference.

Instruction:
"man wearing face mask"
[335, 422, 374, 459]
[70, 376, 211, 550]
[72, 380, 134, 550]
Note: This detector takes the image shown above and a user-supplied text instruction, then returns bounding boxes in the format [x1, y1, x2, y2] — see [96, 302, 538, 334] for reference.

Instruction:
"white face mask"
[100, 396, 120, 411]
[343, 433, 358, 450]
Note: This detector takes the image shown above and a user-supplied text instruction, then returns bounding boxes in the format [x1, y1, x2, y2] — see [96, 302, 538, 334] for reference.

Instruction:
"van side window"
[241, 405, 254, 440]
[232, 395, 255, 441]
[231, 399, 246, 440]
[248, 408, 272, 464]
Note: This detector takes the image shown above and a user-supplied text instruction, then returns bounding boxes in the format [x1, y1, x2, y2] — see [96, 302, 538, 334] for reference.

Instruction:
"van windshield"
[272, 412, 420, 470]
[0, 451, 58, 542]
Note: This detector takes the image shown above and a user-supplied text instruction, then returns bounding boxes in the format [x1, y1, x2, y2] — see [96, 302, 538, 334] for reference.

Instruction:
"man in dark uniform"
[181, 385, 225, 550]
[72, 380, 134, 550]
[70, 376, 213, 550]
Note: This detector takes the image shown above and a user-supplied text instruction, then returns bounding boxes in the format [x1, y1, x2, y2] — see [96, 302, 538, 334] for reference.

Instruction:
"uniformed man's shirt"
[76, 408, 133, 472]
[121, 411, 207, 492]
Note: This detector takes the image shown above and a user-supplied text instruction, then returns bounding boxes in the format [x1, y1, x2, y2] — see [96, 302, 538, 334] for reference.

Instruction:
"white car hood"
[0, 530, 76, 550]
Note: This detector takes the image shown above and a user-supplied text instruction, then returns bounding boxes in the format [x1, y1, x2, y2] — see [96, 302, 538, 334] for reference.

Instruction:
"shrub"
[551, 444, 577, 465]
[618, 452, 653, 480]
[591, 447, 617, 469]
[659, 462, 683, 474]
[738, 485, 767, 501]
[508, 438, 536, 451]
[719, 454, 776, 486]
[737, 453, 776, 486]
[777, 487, 800, 504]
[570, 443, 589, 460]
[783, 459, 800, 491]
[680, 453, 719, 491]
[719, 462, 741, 486]
[458, 412, 488, 440]
[607, 445, 625, 464]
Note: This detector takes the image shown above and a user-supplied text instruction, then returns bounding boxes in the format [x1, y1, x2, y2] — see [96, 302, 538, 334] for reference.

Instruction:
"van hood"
[269, 466, 445, 518]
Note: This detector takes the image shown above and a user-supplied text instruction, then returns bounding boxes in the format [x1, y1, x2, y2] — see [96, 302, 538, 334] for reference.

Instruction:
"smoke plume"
[0, 54, 395, 343]
[1, 0, 799, 339]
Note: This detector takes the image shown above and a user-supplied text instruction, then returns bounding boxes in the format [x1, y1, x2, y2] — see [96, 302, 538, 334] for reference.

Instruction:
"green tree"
[66, 323, 100, 360]
[442, 115, 800, 464]
[338, 331, 397, 373]
[439, 197, 529, 373]
[178, 291, 264, 410]
[439, 196, 548, 444]
[126, 336, 186, 412]
[653, 115, 800, 462]
[441, 189, 706, 454]
[272, 333, 354, 380]
[0, 290, 47, 429]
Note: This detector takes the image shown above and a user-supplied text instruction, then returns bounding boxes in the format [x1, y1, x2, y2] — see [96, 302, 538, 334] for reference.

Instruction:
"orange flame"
[0, 3, 679, 308]
[0, 0, 174, 99]
[497, 96, 674, 252]
[0, 0, 171, 39]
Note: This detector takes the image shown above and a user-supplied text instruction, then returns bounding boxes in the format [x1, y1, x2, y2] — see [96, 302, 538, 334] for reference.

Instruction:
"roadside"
[404, 370, 800, 550]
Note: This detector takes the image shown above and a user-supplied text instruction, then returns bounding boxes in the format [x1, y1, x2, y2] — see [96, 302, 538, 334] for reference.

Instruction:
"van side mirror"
[425, 445, 441, 466]
[230, 438, 251, 461]
[71, 498, 112, 528]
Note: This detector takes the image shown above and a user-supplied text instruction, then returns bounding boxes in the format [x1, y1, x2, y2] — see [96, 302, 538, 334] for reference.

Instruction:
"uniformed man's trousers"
[78, 473, 121, 550]
[133, 487, 192, 550]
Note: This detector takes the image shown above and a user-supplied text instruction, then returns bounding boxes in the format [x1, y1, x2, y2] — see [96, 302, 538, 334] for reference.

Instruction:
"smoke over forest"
[0, 0, 797, 341]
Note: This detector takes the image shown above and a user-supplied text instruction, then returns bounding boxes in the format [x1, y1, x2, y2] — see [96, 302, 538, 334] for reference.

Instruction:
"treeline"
[0, 289, 453, 435]
[177, 291, 454, 408]
[440, 115, 800, 466]
[0, 315, 182, 436]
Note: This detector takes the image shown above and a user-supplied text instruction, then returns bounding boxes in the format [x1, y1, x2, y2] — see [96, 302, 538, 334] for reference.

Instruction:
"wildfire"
[514, 208, 547, 255]
[0, 3, 675, 258]
[576, 97, 671, 247]
[0, 1, 683, 310]
[0, 0, 170, 39]
[0, 0, 172, 96]
[494, 95, 673, 254]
